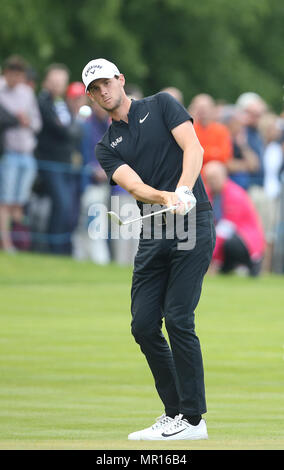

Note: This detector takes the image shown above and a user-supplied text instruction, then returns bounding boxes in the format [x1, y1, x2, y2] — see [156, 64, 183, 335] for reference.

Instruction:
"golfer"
[82, 58, 216, 440]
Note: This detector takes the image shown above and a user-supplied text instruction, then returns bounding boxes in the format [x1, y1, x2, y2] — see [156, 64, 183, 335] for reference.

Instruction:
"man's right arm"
[96, 140, 182, 210]
[112, 163, 180, 208]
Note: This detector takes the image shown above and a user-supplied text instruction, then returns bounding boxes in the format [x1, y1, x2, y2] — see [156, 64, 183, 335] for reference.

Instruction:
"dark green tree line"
[0, 0, 283, 110]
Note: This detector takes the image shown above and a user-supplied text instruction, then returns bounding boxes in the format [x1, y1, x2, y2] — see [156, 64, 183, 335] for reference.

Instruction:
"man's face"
[190, 95, 215, 125]
[44, 70, 69, 97]
[203, 163, 227, 194]
[243, 101, 266, 127]
[4, 69, 26, 88]
[87, 75, 125, 112]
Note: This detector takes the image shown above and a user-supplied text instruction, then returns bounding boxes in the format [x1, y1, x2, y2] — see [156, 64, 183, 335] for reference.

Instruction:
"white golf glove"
[175, 186, 196, 215]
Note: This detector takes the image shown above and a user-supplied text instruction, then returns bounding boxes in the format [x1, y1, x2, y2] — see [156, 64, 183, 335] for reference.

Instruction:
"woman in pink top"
[203, 161, 265, 276]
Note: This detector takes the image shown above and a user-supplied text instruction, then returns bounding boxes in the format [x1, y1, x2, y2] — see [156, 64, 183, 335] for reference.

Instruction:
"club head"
[107, 211, 124, 226]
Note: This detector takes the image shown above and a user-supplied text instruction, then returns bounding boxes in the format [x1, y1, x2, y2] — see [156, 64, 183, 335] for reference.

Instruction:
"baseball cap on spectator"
[66, 81, 85, 98]
[82, 58, 120, 92]
[3, 55, 28, 72]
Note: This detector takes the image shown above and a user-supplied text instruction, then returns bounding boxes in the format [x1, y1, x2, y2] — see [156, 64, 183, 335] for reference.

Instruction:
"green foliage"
[0, 0, 283, 110]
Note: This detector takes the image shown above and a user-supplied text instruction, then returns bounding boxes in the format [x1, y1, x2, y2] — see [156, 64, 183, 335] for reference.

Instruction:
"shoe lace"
[163, 413, 184, 432]
[151, 414, 173, 430]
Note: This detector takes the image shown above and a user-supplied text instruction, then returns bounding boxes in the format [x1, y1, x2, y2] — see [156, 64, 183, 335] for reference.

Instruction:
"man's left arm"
[171, 120, 204, 214]
[171, 120, 204, 191]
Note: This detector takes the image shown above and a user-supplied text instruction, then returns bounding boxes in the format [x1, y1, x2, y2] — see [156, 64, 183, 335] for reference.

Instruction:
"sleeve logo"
[111, 136, 123, 148]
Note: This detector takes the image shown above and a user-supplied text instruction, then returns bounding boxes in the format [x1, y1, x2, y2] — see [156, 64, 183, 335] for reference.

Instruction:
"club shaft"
[122, 205, 177, 225]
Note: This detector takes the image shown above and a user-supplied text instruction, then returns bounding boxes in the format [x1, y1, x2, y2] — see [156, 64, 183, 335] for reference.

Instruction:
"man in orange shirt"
[189, 94, 233, 166]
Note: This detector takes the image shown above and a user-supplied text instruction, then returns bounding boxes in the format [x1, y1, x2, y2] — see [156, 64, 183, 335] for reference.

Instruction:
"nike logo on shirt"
[139, 112, 149, 123]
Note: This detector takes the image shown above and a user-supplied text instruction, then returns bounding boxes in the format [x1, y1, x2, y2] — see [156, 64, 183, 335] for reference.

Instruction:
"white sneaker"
[159, 414, 208, 440]
[128, 414, 174, 440]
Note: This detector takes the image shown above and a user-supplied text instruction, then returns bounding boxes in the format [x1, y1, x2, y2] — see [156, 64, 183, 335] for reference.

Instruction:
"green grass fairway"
[0, 252, 283, 450]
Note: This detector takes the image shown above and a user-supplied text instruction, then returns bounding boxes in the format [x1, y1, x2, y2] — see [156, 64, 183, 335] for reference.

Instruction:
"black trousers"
[221, 234, 253, 273]
[131, 210, 216, 416]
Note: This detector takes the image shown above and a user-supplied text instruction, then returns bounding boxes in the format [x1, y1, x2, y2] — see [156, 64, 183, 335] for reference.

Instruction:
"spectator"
[65, 81, 89, 233]
[160, 87, 184, 104]
[0, 55, 42, 253]
[35, 63, 77, 255]
[66, 81, 87, 117]
[72, 100, 111, 264]
[235, 92, 267, 188]
[259, 113, 283, 200]
[189, 93, 233, 167]
[203, 161, 265, 276]
[258, 112, 284, 271]
[215, 99, 228, 122]
[222, 105, 260, 190]
[80, 101, 109, 192]
[272, 157, 284, 274]
[0, 102, 19, 158]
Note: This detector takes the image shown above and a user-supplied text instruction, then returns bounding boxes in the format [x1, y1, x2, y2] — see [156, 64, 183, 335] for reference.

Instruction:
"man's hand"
[161, 191, 181, 213]
[175, 186, 196, 215]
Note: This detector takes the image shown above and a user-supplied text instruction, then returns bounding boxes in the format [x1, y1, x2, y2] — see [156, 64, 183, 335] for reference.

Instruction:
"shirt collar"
[111, 99, 139, 126]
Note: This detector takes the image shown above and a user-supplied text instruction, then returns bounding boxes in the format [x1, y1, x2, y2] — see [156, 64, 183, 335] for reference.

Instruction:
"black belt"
[141, 201, 212, 227]
[155, 200, 212, 227]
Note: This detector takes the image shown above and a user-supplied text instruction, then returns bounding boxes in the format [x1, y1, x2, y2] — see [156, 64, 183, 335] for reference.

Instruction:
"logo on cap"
[85, 64, 103, 78]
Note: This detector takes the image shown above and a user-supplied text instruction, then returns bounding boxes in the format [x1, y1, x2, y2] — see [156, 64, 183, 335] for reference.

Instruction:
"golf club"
[107, 205, 179, 226]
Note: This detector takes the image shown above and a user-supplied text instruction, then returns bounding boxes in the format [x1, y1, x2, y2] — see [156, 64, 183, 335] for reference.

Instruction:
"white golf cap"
[82, 58, 120, 92]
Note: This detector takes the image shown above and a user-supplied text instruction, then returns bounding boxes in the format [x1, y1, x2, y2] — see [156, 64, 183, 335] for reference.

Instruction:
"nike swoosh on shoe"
[161, 428, 185, 438]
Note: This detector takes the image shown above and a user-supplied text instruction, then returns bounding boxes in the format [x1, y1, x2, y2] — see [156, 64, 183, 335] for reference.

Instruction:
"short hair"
[44, 63, 70, 79]
[3, 55, 28, 73]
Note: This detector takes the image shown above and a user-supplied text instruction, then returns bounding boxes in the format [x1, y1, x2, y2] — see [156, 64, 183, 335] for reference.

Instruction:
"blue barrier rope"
[36, 159, 97, 175]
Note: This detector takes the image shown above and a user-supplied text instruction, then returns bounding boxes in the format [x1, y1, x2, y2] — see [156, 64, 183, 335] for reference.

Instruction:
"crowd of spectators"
[0, 54, 283, 275]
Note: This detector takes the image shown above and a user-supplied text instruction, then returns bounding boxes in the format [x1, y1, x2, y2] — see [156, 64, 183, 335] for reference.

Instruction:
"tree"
[0, 0, 283, 111]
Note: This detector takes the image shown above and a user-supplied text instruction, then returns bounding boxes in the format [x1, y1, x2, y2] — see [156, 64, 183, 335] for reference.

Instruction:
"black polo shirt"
[96, 92, 209, 211]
